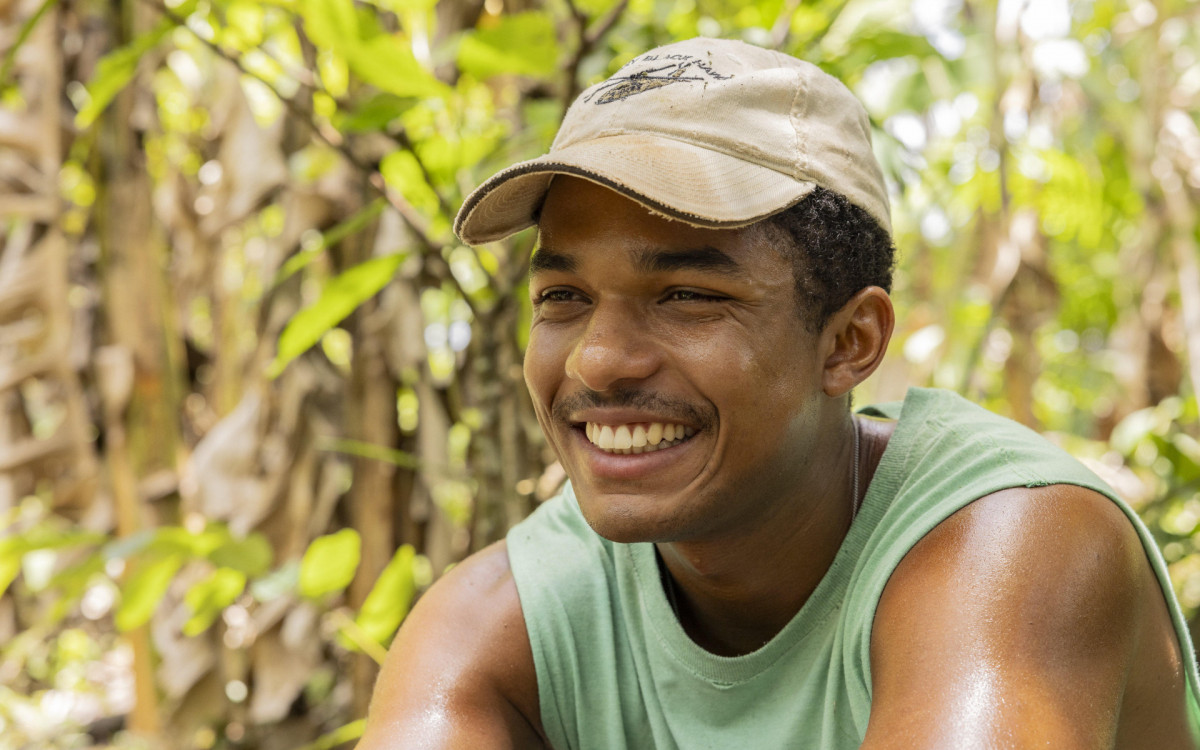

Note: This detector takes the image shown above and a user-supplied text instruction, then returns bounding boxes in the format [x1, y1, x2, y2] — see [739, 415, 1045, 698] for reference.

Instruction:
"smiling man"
[359, 38, 1200, 749]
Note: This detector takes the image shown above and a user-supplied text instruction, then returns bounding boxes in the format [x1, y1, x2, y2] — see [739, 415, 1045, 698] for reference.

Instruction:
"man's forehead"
[529, 243, 751, 280]
[530, 176, 779, 279]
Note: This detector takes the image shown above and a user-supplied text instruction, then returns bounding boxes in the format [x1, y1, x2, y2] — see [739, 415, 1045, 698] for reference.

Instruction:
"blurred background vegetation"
[0, 0, 1198, 746]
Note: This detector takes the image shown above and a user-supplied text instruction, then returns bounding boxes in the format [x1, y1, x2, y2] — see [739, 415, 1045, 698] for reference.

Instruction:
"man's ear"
[819, 286, 894, 397]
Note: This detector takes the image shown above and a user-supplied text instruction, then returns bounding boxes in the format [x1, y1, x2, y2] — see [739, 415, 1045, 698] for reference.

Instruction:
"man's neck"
[656, 416, 896, 656]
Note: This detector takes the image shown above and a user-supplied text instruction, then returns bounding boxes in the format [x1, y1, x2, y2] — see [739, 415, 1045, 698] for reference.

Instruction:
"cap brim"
[454, 134, 817, 245]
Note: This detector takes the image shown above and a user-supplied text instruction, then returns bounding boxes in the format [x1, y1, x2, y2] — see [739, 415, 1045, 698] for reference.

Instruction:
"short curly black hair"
[759, 187, 896, 333]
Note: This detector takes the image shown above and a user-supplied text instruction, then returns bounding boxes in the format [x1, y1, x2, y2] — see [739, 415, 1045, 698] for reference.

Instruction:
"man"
[359, 38, 1200, 748]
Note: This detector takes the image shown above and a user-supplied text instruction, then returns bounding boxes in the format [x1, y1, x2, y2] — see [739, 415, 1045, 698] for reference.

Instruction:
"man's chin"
[575, 492, 686, 545]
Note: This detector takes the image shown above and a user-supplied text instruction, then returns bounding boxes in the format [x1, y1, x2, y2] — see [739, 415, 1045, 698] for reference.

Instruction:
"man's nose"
[565, 302, 661, 392]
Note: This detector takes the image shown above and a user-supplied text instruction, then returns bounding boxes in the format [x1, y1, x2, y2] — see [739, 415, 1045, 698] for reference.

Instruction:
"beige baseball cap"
[453, 37, 891, 244]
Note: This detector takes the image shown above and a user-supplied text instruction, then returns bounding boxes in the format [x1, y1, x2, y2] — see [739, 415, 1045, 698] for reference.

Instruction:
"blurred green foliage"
[2, 0, 1200, 747]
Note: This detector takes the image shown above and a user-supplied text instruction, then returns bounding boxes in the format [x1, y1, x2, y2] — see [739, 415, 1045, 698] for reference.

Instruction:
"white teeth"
[583, 421, 694, 454]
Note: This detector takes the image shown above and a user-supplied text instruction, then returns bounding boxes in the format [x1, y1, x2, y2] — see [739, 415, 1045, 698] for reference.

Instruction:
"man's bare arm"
[358, 541, 546, 749]
[862, 483, 1195, 749]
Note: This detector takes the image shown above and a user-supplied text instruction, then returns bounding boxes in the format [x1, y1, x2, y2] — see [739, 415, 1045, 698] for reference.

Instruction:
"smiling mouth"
[583, 422, 697, 455]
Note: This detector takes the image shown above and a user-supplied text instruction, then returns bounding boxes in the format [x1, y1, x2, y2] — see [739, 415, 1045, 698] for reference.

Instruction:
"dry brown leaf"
[248, 605, 321, 723]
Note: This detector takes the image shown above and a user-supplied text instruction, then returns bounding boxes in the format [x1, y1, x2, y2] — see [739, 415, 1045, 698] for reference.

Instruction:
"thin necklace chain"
[661, 419, 864, 621]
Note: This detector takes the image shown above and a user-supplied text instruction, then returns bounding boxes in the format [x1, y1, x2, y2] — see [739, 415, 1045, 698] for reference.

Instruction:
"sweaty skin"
[358, 178, 1197, 749]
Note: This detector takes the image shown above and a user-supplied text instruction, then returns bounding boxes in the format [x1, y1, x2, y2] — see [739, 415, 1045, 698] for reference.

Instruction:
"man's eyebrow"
[528, 245, 745, 277]
[528, 247, 577, 275]
[635, 246, 745, 276]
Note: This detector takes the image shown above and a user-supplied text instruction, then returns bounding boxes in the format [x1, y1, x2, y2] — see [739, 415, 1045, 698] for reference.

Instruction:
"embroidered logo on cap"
[584, 55, 733, 105]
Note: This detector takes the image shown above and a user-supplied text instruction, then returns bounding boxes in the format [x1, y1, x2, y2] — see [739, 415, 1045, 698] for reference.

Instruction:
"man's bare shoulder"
[865, 484, 1196, 749]
[358, 540, 545, 750]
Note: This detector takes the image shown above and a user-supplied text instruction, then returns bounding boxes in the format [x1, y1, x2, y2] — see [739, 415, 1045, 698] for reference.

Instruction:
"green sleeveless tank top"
[506, 387, 1200, 749]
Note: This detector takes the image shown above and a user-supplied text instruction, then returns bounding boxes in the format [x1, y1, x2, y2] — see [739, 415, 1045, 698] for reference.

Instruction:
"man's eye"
[665, 289, 723, 302]
[534, 289, 583, 305]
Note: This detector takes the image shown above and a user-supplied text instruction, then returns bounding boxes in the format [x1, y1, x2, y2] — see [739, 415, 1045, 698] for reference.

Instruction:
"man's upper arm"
[358, 540, 544, 750]
[862, 483, 1168, 749]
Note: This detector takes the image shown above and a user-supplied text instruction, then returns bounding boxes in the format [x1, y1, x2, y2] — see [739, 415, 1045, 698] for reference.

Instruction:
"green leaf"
[74, 14, 185, 128]
[8, 527, 105, 552]
[224, 0, 266, 49]
[353, 545, 416, 646]
[46, 555, 105, 621]
[299, 0, 358, 48]
[0, 549, 21, 598]
[572, 0, 620, 15]
[115, 555, 184, 631]
[334, 93, 415, 133]
[379, 151, 440, 215]
[0, 0, 62, 88]
[250, 560, 300, 601]
[147, 525, 229, 558]
[787, 4, 832, 46]
[183, 568, 247, 636]
[299, 529, 361, 599]
[822, 31, 940, 91]
[417, 130, 505, 185]
[269, 253, 407, 377]
[208, 533, 273, 577]
[299, 0, 448, 99]
[102, 529, 157, 561]
[366, 0, 436, 12]
[296, 719, 366, 750]
[351, 36, 450, 99]
[1111, 406, 1160, 456]
[274, 198, 386, 286]
[318, 436, 423, 470]
[458, 12, 560, 79]
[849, 30, 940, 63]
[0, 527, 104, 596]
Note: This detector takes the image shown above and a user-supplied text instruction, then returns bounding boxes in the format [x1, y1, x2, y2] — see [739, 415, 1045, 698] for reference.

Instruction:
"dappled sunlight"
[0, 0, 1198, 745]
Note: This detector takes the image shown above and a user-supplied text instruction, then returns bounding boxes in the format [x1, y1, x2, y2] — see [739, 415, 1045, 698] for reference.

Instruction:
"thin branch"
[146, 1, 439, 244]
[561, 0, 629, 112]
[142, 0, 490, 316]
[1163, 178, 1200, 406]
[289, 18, 461, 249]
[563, 0, 587, 30]
[388, 129, 493, 299]
[561, 0, 588, 110]
[585, 0, 629, 47]
[770, 0, 802, 50]
[280, 9, 490, 305]
[0, 0, 61, 86]
[283, 21, 483, 314]
[365, 172, 480, 318]
[392, 130, 456, 222]
[328, 609, 389, 665]
[208, 0, 320, 90]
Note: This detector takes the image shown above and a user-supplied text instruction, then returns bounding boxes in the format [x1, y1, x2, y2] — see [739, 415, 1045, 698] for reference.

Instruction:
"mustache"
[552, 387, 713, 428]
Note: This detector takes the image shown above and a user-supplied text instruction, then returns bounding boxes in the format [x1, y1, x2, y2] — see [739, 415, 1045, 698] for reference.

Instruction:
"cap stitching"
[790, 65, 808, 177]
